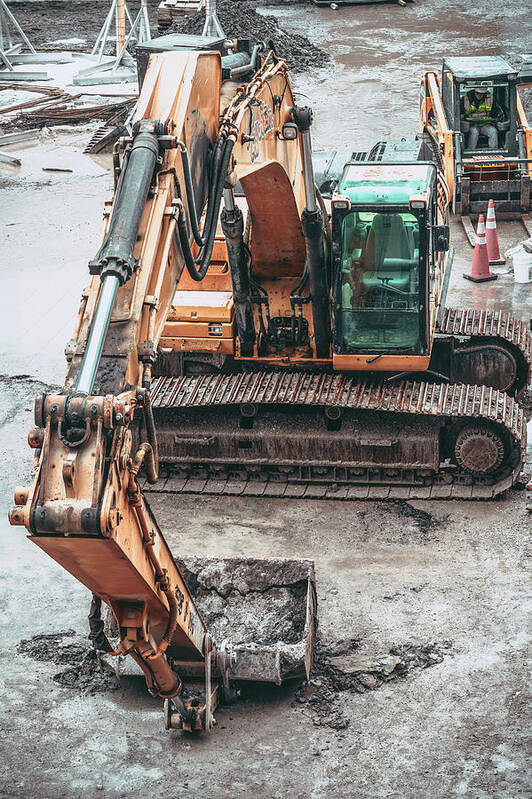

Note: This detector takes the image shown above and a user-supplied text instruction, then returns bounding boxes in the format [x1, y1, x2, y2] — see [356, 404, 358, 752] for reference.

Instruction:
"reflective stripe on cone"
[485, 198, 505, 265]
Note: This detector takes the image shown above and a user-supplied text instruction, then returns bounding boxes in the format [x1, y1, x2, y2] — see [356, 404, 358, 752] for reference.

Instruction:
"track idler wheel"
[452, 423, 506, 474]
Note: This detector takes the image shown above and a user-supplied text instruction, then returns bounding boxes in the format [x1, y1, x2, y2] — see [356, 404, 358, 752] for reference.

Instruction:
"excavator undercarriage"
[146, 302, 530, 502]
[149, 367, 525, 501]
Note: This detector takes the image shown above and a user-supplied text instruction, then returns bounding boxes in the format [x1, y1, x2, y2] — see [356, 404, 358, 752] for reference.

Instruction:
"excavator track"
[438, 308, 531, 361]
[436, 308, 531, 396]
[148, 370, 526, 501]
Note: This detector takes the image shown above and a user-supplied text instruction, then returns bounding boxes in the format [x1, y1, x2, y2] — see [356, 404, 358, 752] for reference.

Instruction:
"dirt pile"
[18, 631, 120, 694]
[170, 0, 330, 73]
[380, 499, 439, 536]
[296, 638, 451, 730]
[191, 585, 307, 646]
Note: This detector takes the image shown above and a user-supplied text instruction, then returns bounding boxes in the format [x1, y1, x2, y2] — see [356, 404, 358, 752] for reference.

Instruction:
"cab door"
[440, 68, 456, 127]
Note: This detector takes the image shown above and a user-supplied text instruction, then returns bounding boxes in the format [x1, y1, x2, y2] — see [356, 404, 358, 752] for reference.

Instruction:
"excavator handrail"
[425, 71, 452, 135]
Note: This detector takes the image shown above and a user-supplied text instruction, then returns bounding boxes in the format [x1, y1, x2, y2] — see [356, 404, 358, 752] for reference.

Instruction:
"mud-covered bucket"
[513, 247, 532, 283]
[174, 556, 316, 684]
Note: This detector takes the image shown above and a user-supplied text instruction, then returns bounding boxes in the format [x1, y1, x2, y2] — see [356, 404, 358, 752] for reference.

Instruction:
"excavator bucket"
[163, 556, 316, 731]
[99, 553, 316, 731]
[175, 556, 316, 683]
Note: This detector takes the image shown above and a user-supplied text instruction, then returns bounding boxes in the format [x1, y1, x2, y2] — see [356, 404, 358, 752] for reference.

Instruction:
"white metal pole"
[0, 0, 36, 53]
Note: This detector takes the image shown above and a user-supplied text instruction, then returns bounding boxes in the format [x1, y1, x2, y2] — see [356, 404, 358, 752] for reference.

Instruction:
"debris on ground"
[296, 638, 451, 729]
[42, 166, 74, 173]
[171, 0, 330, 73]
[0, 150, 21, 165]
[0, 128, 40, 147]
[1, 94, 135, 133]
[17, 631, 120, 694]
[157, 0, 206, 32]
[0, 85, 66, 118]
[379, 500, 438, 535]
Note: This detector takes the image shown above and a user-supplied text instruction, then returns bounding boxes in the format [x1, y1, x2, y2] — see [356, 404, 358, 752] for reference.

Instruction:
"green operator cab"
[330, 158, 450, 361]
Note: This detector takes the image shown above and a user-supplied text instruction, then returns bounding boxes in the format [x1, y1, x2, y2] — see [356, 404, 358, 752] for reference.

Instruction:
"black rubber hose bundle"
[180, 134, 225, 248]
[176, 138, 236, 282]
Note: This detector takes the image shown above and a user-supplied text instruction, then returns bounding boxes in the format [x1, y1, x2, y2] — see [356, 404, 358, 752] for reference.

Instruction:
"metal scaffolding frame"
[202, 0, 225, 38]
[0, 0, 49, 81]
[73, 0, 151, 86]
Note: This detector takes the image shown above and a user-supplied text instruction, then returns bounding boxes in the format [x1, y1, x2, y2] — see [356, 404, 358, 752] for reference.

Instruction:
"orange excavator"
[420, 56, 532, 243]
[8, 35, 530, 729]
[9, 42, 318, 731]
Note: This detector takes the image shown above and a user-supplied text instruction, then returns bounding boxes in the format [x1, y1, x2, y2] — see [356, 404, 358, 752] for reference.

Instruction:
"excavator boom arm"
[9, 47, 317, 727]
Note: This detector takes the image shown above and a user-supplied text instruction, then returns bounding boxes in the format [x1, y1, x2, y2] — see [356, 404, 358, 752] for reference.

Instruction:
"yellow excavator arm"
[9, 48, 317, 730]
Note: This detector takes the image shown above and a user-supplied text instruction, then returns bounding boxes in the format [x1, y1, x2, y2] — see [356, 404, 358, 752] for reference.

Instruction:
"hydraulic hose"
[200, 135, 226, 250]
[179, 145, 204, 247]
[316, 186, 332, 249]
[176, 138, 236, 282]
[135, 388, 159, 483]
[175, 203, 204, 280]
[127, 470, 179, 656]
[130, 441, 158, 485]
[179, 134, 224, 248]
[221, 202, 255, 356]
[159, 583, 178, 652]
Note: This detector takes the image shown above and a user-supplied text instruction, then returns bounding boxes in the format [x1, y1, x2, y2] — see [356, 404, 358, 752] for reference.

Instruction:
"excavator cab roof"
[338, 161, 433, 206]
[443, 56, 516, 80]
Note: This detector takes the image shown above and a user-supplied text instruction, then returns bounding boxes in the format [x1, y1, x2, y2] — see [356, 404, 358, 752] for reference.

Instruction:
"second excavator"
[419, 56, 532, 245]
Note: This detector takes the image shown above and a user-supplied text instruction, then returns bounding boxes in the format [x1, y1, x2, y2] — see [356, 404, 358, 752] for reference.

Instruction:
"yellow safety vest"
[464, 93, 493, 123]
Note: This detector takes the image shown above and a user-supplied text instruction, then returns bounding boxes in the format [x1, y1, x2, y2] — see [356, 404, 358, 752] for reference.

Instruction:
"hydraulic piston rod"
[292, 106, 331, 359]
[76, 273, 120, 394]
[221, 187, 255, 356]
[76, 120, 163, 394]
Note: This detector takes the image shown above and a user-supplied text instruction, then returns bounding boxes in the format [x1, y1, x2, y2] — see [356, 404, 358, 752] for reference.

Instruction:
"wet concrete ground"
[280, 0, 532, 150]
[1, 2, 532, 798]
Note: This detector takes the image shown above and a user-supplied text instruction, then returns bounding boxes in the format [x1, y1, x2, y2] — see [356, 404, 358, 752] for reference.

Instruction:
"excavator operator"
[460, 81, 505, 150]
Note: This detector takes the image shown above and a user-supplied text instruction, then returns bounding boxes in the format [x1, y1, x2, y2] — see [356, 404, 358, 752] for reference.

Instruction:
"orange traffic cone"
[463, 214, 498, 283]
[485, 199, 505, 265]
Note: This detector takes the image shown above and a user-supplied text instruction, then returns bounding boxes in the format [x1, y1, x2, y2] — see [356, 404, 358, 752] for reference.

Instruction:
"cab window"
[339, 211, 422, 351]
[459, 80, 510, 150]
